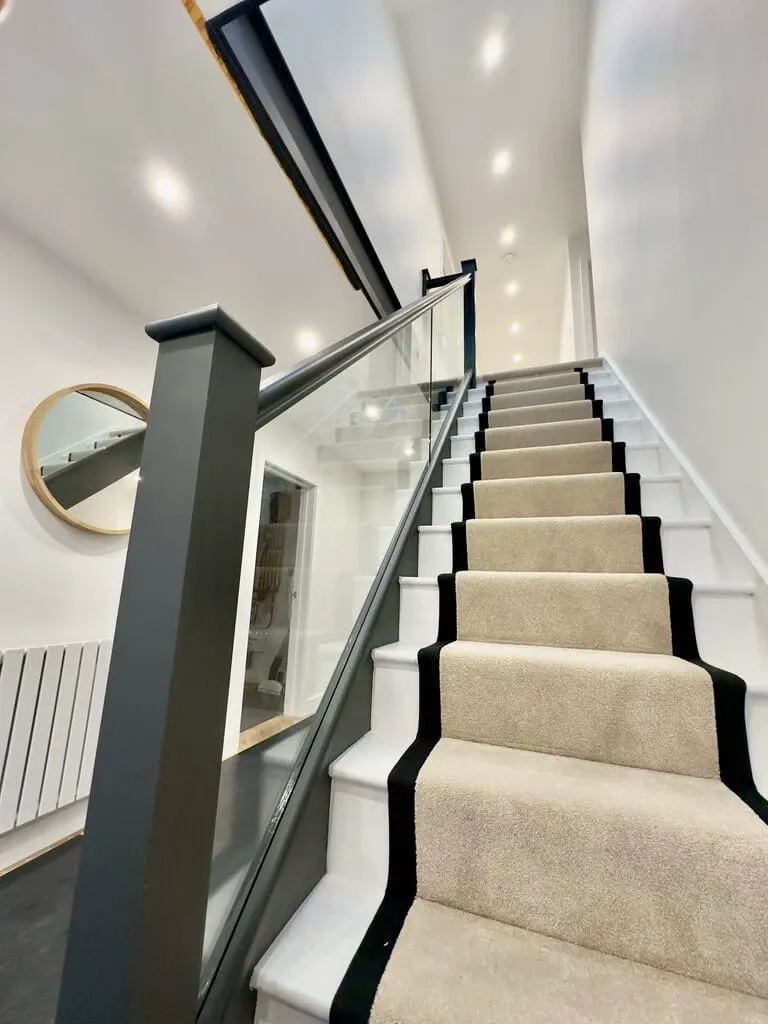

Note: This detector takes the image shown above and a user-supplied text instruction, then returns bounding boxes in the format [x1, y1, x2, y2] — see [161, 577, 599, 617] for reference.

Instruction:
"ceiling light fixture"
[499, 226, 517, 246]
[143, 159, 191, 218]
[402, 442, 415, 458]
[364, 404, 381, 421]
[296, 328, 321, 355]
[480, 32, 505, 72]
[513, 353, 524, 364]
[509, 322, 522, 335]
[491, 148, 512, 177]
[505, 280, 520, 297]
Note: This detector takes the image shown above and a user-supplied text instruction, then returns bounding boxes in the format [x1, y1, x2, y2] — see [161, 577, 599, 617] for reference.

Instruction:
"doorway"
[239, 467, 308, 735]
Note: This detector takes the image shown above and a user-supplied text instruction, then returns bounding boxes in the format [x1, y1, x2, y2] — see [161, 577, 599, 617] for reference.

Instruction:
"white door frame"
[222, 447, 316, 758]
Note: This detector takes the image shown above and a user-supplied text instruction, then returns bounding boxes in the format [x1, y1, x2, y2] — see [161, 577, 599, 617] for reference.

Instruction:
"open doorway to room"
[239, 466, 311, 741]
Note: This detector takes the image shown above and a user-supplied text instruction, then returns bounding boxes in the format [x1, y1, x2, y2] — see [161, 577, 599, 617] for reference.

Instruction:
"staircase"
[248, 358, 768, 1023]
[249, 360, 768, 1024]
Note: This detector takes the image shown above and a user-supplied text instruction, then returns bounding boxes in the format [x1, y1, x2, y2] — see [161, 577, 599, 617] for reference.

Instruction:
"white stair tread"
[372, 640, 422, 665]
[330, 731, 411, 786]
[253, 874, 382, 1019]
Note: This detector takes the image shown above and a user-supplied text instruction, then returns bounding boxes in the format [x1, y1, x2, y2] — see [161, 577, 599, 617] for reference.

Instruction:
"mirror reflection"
[24, 385, 148, 535]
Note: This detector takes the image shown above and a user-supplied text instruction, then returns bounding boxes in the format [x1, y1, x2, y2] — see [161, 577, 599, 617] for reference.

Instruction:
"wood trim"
[238, 714, 305, 753]
[21, 383, 148, 536]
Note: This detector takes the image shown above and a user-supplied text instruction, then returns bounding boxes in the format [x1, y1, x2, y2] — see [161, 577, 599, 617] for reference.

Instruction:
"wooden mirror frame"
[22, 383, 149, 536]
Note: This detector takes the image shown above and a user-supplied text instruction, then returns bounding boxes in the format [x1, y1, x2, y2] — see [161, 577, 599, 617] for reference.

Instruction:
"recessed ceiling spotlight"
[509, 322, 522, 335]
[481, 32, 505, 72]
[499, 226, 517, 246]
[364, 404, 381, 421]
[513, 352, 524, 364]
[296, 328, 321, 355]
[491, 148, 512, 177]
[143, 159, 191, 218]
[505, 280, 520, 297]
[0, 0, 14, 24]
[402, 442, 415, 458]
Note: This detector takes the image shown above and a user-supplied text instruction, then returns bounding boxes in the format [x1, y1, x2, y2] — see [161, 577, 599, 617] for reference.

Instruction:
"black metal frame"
[198, 370, 473, 1023]
[207, 1, 400, 318]
[422, 259, 478, 387]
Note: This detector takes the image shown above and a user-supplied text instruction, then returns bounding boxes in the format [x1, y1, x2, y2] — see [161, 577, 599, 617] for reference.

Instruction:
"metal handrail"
[253, 272, 470, 428]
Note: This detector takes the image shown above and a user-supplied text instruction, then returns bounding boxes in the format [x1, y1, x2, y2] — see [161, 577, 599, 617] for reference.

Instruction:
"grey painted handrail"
[253, 273, 470, 429]
[198, 370, 474, 1019]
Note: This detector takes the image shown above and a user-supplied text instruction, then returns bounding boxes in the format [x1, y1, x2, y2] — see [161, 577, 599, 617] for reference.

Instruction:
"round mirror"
[22, 384, 148, 536]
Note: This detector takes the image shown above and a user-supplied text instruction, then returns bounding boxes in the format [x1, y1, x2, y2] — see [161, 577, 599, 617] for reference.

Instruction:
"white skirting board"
[0, 798, 86, 876]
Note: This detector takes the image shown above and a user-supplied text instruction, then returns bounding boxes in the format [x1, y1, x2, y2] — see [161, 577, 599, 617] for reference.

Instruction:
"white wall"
[0, 221, 155, 649]
[559, 245, 576, 363]
[262, 0, 448, 304]
[582, 0, 768, 568]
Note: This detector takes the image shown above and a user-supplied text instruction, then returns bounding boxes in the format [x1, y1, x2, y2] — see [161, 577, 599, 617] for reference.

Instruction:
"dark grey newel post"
[460, 258, 478, 389]
[56, 307, 275, 1024]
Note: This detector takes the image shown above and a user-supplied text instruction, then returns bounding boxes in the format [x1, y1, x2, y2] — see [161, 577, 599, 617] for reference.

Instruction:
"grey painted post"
[55, 307, 274, 1024]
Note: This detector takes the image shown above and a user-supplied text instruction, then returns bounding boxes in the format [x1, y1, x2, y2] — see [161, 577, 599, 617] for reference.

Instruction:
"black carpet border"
[328, 643, 445, 1024]
[666, 576, 768, 824]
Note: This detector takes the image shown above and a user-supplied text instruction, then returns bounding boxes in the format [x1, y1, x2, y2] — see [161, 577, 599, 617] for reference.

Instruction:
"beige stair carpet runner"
[330, 363, 768, 1024]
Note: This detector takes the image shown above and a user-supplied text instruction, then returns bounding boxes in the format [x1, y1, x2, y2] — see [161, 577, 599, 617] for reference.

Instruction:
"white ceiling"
[0, 0, 373, 373]
[386, 0, 592, 372]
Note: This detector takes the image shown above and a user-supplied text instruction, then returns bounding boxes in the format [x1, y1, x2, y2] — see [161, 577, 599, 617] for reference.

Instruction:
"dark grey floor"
[0, 838, 81, 1023]
[0, 718, 309, 1023]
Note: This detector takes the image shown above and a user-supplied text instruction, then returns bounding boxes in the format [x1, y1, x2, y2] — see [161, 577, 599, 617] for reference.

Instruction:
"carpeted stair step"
[484, 398, 595, 428]
[451, 570, 673, 653]
[367, 897, 768, 1024]
[413, 741, 768, 997]
[488, 370, 582, 395]
[485, 383, 589, 409]
[480, 417, 606, 452]
[472, 440, 619, 481]
[452, 515, 660, 573]
[486, 356, 603, 382]
[437, 641, 717, 776]
[465, 472, 637, 519]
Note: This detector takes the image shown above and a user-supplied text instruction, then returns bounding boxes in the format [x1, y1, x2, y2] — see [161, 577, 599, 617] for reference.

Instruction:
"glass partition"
[429, 284, 465, 441]
[200, 300, 463, 980]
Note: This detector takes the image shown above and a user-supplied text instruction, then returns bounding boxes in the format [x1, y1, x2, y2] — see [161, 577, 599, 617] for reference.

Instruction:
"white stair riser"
[602, 398, 636, 420]
[458, 415, 480, 434]
[327, 779, 389, 887]
[255, 993, 321, 1024]
[397, 580, 763, 685]
[641, 478, 685, 518]
[694, 590, 764, 687]
[443, 459, 470, 487]
[592, 383, 624, 401]
[615, 419, 656, 443]
[417, 524, 717, 581]
[370, 656, 420, 740]
[663, 526, 717, 580]
[451, 435, 476, 458]
[432, 488, 463, 525]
